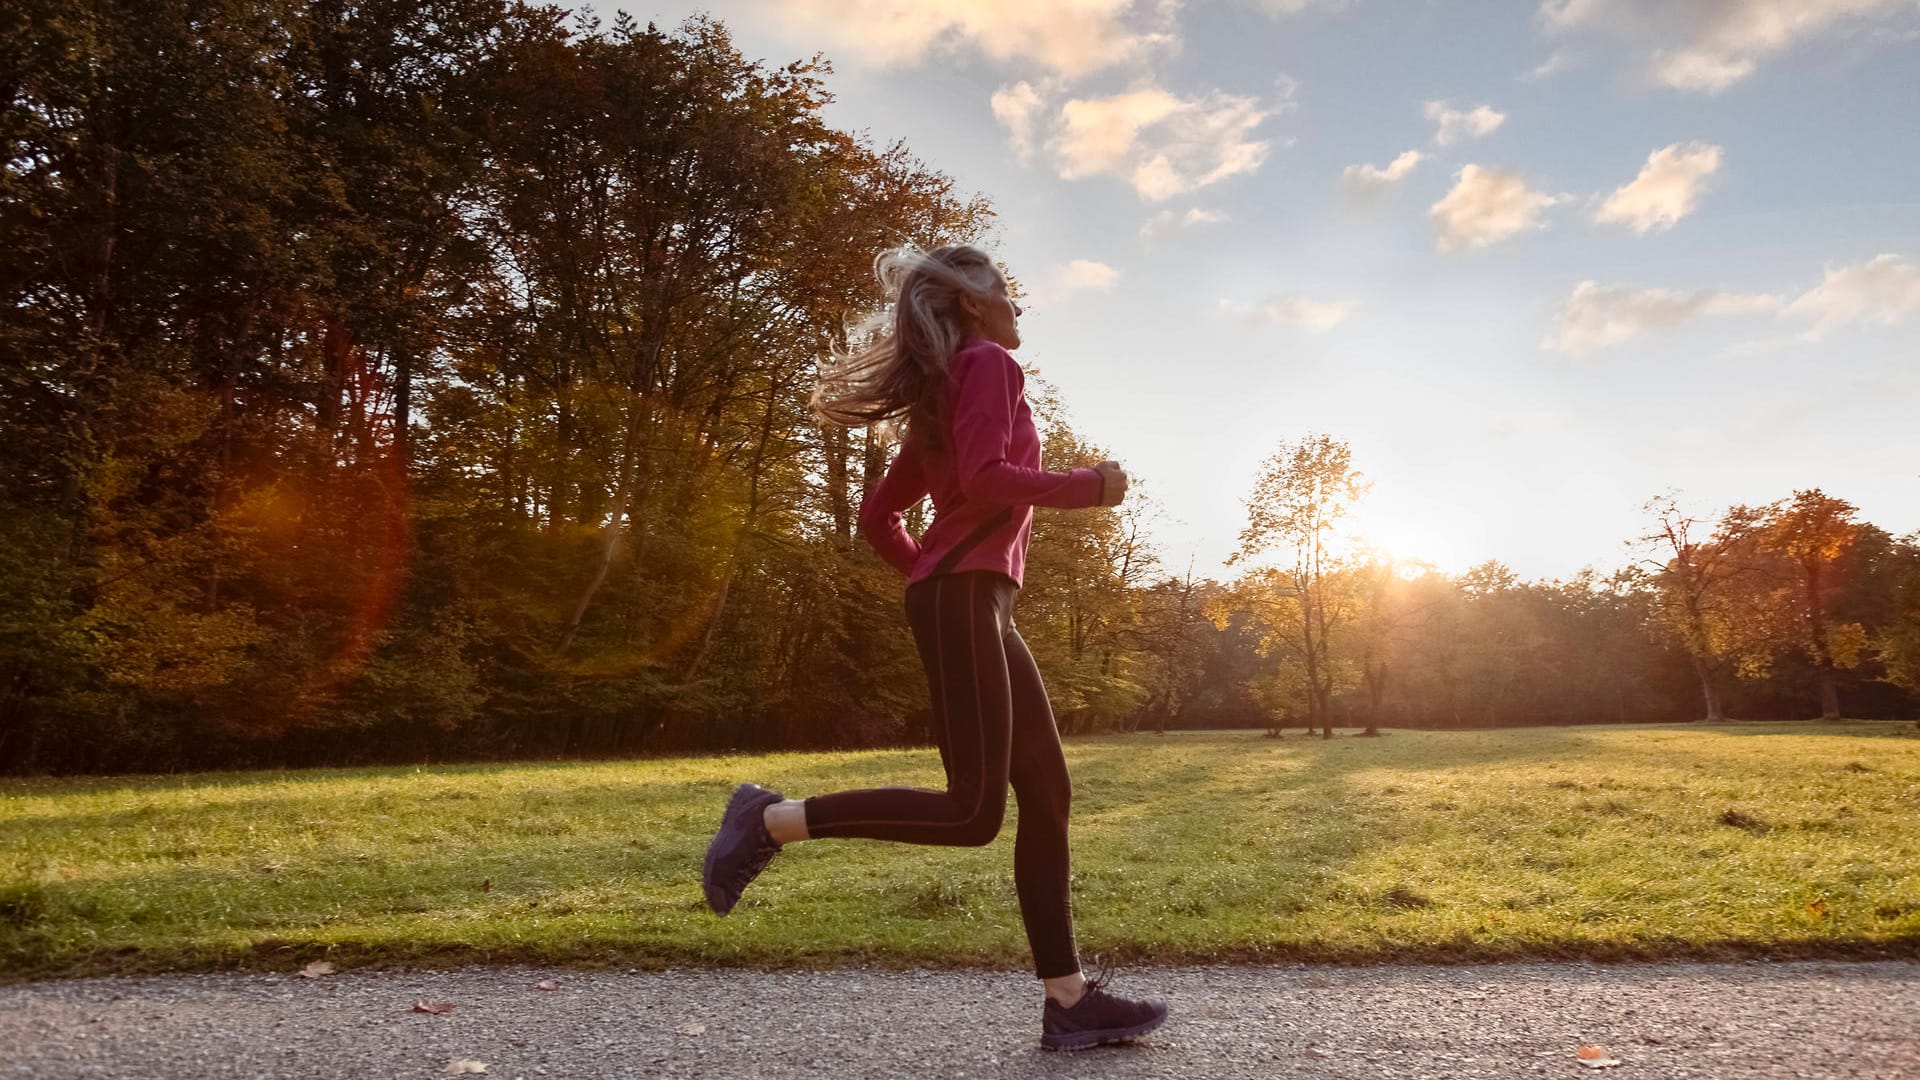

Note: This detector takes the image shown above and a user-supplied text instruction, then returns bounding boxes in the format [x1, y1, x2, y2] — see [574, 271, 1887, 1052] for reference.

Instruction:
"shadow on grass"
[1, 775, 737, 837]
[1, 745, 968, 836]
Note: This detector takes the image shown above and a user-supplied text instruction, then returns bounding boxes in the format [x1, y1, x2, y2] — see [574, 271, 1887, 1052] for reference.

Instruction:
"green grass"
[4, 722, 1919, 980]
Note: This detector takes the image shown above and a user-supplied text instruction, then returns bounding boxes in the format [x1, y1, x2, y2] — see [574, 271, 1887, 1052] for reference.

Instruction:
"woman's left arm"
[857, 437, 929, 575]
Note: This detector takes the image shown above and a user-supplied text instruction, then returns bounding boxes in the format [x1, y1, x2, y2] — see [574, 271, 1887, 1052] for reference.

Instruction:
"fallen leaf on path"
[1576, 1044, 1621, 1069]
[535, 980, 560, 991]
[413, 999, 457, 1015]
[443, 1059, 488, 1074]
[298, 961, 334, 979]
[676, 1022, 707, 1036]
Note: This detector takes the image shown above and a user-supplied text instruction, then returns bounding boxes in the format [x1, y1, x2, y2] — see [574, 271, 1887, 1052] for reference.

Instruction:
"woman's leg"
[1003, 623, 1082, 992]
[799, 572, 1016, 846]
[1008, 643, 1170, 1048]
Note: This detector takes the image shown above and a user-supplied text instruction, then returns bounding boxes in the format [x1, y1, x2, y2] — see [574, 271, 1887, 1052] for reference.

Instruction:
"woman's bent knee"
[949, 799, 1006, 847]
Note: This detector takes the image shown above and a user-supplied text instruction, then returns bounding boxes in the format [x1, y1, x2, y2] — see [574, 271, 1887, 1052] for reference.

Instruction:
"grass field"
[4, 722, 1918, 980]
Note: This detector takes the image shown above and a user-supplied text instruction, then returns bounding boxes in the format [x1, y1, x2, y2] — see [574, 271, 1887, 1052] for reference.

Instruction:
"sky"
[610, 0, 1920, 583]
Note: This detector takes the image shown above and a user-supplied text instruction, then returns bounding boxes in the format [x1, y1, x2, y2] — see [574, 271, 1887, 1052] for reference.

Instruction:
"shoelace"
[1079, 956, 1117, 1002]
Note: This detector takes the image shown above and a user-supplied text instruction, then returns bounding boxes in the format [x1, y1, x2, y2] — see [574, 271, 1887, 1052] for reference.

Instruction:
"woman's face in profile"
[967, 275, 1023, 351]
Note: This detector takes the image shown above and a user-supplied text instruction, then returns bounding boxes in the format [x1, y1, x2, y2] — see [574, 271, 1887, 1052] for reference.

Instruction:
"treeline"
[1, 2, 1208, 773]
[3, 5, 1915, 775]
[2, 1, 1002, 771]
[1201, 438, 1920, 737]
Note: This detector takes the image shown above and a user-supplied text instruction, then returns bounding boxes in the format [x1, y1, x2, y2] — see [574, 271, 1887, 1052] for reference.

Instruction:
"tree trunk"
[1803, 560, 1842, 720]
[1297, 554, 1320, 734]
[558, 402, 646, 652]
[550, 353, 573, 534]
[826, 423, 852, 544]
[207, 373, 235, 608]
[393, 340, 413, 464]
[503, 410, 520, 520]
[1363, 659, 1386, 735]
[684, 559, 735, 682]
[1819, 668, 1842, 721]
[320, 312, 353, 442]
[1687, 654, 1725, 721]
[688, 365, 784, 682]
[863, 424, 886, 488]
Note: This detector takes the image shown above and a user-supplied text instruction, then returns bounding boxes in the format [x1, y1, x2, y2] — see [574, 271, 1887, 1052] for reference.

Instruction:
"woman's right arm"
[857, 438, 929, 576]
[951, 344, 1107, 509]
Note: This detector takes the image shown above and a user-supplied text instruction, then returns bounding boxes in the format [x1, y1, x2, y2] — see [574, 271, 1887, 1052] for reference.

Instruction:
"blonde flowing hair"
[810, 243, 1003, 449]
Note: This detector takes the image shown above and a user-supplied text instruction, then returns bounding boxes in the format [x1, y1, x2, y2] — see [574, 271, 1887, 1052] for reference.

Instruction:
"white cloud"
[1054, 87, 1182, 173]
[1594, 142, 1723, 234]
[762, 0, 1176, 77]
[1028, 83, 1277, 201]
[1141, 207, 1229, 238]
[1424, 100, 1506, 146]
[1430, 166, 1564, 253]
[1059, 259, 1122, 292]
[1650, 49, 1757, 91]
[1547, 280, 1779, 353]
[1522, 50, 1579, 79]
[1270, 73, 1304, 115]
[1250, 0, 1354, 12]
[1341, 149, 1423, 194]
[1222, 295, 1356, 332]
[990, 82, 1046, 163]
[1131, 154, 1188, 201]
[1783, 254, 1920, 336]
[1539, 0, 1916, 92]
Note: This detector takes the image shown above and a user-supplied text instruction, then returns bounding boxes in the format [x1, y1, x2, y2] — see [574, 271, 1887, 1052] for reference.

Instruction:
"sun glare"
[1342, 501, 1481, 578]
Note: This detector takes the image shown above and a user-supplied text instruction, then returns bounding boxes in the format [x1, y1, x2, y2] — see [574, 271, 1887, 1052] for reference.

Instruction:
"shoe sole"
[1039, 1007, 1168, 1052]
[702, 783, 770, 916]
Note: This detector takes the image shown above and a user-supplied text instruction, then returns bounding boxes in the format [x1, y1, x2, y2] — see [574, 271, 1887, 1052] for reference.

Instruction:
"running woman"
[700, 243, 1169, 1052]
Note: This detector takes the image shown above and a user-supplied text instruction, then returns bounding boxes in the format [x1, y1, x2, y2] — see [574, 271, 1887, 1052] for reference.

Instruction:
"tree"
[0, 5, 1008, 769]
[1636, 494, 1769, 721]
[1123, 562, 1212, 733]
[1232, 434, 1370, 738]
[1349, 558, 1436, 735]
[1021, 403, 1147, 733]
[1761, 490, 1863, 720]
[1876, 534, 1920, 696]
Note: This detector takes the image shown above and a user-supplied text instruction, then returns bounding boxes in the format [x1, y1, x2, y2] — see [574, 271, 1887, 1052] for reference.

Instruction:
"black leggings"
[803, 571, 1078, 979]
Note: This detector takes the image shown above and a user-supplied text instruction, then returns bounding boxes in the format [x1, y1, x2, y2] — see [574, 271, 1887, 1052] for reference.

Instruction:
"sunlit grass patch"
[2, 722, 1917, 979]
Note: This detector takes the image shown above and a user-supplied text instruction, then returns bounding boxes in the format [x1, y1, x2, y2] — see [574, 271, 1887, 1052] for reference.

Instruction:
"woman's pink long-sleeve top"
[858, 337, 1106, 588]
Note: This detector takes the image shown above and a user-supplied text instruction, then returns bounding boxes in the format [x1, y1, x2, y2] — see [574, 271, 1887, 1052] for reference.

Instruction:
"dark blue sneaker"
[1040, 968, 1169, 1051]
[701, 782, 784, 916]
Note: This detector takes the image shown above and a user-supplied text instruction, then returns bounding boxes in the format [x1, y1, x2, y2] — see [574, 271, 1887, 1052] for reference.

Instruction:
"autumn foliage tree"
[1637, 495, 1770, 722]
[1760, 490, 1864, 721]
[0, 2, 1193, 772]
[1230, 433, 1370, 738]
[1877, 536, 1920, 696]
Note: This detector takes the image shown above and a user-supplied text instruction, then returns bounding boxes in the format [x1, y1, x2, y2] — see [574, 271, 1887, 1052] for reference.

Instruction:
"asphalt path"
[3, 960, 1916, 1078]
